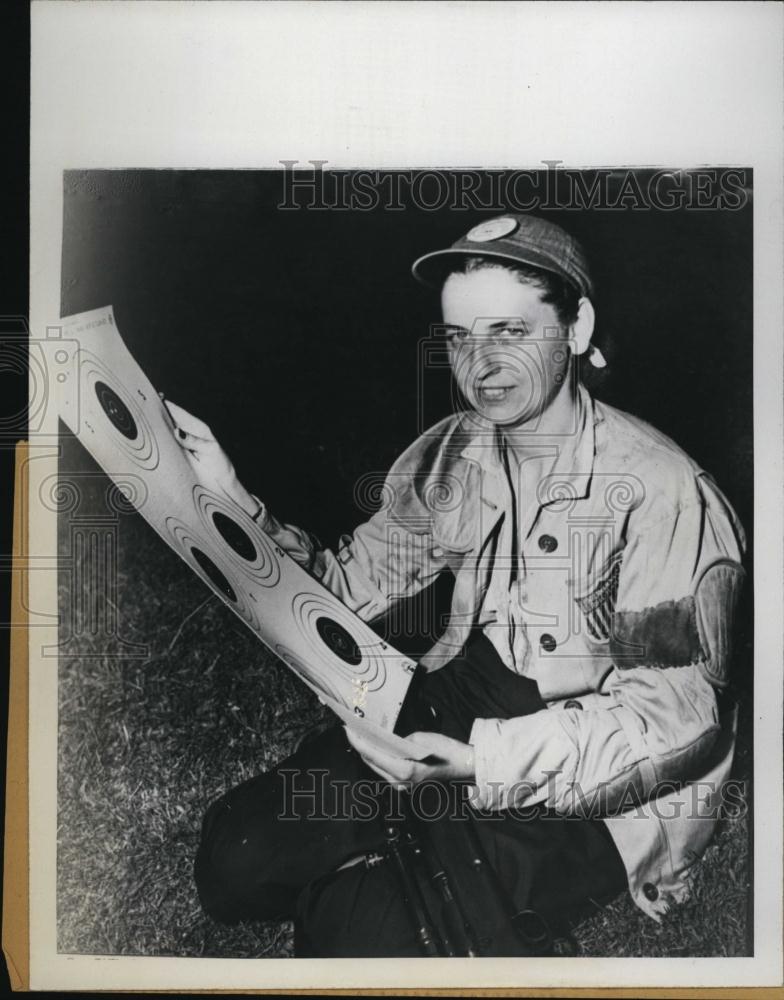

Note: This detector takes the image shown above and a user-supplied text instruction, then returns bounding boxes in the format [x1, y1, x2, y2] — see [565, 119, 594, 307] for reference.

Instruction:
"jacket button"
[540, 634, 557, 653]
[564, 699, 582, 710]
[538, 534, 558, 553]
[642, 882, 659, 901]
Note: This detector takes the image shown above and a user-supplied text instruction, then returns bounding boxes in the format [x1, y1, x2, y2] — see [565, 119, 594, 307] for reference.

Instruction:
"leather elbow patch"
[610, 597, 706, 669]
[693, 560, 745, 685]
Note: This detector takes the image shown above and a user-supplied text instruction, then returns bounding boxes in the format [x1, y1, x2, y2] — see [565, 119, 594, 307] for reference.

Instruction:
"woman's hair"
[458, 255, 580, 326]
[446, 255, 611, 392]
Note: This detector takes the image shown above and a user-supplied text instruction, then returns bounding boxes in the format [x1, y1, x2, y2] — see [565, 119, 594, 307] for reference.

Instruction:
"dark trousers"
[194, 634, 626, 956]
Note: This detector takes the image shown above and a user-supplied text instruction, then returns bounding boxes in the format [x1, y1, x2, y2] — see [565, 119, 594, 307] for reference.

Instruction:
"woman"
[168, 213, 745, 955]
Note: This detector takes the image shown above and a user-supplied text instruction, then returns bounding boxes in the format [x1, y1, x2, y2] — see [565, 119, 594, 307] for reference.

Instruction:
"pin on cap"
[463, 217, 519, 242]
[411, 213, 594, 299]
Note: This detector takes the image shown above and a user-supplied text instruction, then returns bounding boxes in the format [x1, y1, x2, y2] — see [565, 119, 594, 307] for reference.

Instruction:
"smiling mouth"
[477, 385, 515, 402]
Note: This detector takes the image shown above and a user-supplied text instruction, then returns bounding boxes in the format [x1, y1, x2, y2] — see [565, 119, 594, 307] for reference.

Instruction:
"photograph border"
[22, 0, 784, 992]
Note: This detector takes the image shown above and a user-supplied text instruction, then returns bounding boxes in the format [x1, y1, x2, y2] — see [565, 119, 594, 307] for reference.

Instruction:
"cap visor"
[411, 246, 581, 293]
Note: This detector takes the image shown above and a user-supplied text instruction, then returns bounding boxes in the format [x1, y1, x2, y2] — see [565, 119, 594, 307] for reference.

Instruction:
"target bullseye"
[211, 510, 257, 561]
[292, 592, 388, 691]
[193, 486, 280, 588]
[80, 350, 160, 470]
[316, 616, 362, 666]
[95, 380, 138, 440]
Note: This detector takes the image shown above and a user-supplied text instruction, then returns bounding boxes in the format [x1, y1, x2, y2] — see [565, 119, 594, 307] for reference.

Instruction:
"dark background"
[60, 168, 754, 688]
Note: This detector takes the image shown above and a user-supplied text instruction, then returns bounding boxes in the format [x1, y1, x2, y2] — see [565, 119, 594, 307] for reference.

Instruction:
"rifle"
[383, 787, 552, 958]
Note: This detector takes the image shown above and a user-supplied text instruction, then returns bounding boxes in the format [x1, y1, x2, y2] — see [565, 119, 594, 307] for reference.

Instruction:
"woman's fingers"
[345, 728, 399, 766]
[161, 399, 213, 439]
[362, 758, 407, 787]
[345, 727, 374, 758]
[345, 727, 415, 783]
[158, 395, 243, 503]
[406, 731, 451, 762]
[176, 430, 212, 455]
[407, 731, 443, 749]
[362, 761, 410, 789]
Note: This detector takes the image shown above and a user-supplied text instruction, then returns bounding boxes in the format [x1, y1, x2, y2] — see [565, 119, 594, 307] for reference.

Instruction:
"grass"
[56, 445, 752, 958]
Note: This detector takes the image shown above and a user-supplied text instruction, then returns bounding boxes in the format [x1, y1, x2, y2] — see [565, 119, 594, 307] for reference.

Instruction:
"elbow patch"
[693, 560, 745, 686]
[610, 597, 706, 669]
[609, 560, 744, 680]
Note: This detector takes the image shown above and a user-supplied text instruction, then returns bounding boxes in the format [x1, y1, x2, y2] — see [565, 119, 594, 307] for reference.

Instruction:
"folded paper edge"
[3, 441, 30, 991]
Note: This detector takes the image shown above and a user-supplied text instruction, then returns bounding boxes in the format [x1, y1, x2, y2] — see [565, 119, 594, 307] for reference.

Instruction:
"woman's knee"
[295, 862, 420, 957]
[194, 788, 297, 923]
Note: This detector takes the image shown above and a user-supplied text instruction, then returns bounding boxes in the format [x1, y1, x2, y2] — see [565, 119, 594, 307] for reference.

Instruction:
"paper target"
[274, 642, 345, 708]
[56, 306, 418, 737]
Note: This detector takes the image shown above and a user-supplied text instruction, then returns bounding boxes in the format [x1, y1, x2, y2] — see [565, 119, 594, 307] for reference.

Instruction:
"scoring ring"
[274, 642, 344, 707]
[192, 485, 281, 588]
[291, 591, 388, 692]
[80, 351, 159, 471]
[164, 515, 261, 632]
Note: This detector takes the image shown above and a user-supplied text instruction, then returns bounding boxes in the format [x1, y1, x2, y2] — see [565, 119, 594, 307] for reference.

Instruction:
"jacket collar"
[539, 382, 598, 505]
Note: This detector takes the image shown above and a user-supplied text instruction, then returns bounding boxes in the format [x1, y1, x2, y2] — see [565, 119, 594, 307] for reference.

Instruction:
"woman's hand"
[345, 729, 475, 789]
[162, 398, 259, 517]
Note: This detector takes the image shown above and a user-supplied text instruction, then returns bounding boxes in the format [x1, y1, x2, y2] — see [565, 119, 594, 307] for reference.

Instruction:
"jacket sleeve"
[254, 453, 451, 624]
[469, 472, 746, 815]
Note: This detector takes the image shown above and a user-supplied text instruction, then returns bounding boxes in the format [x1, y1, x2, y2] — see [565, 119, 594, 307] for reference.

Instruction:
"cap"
[411, 214, 593, 298]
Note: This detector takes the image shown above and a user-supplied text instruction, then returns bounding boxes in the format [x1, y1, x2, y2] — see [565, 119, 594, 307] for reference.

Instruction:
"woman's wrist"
[454, 745, 476, 782]
[224, 479, 262, 519]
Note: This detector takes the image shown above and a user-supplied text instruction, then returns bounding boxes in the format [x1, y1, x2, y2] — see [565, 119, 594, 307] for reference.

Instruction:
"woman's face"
[441, 266, 572, 427]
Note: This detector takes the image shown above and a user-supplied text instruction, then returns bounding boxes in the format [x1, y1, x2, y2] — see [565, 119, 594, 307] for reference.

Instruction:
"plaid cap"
[411, 214, 593, 298]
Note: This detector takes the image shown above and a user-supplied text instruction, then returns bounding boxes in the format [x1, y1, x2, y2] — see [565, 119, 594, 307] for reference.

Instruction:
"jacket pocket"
[430, 503, 487, 557]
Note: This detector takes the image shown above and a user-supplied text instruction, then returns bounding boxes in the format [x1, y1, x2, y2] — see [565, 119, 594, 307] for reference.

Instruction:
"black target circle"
[95, 380, 138, 440]
[316, 616, 362, 666]
[292, 592, 387, 690]
[211, 510, 257, 561]
[190, 547, 237, 603]
[193, 487, 280, 588]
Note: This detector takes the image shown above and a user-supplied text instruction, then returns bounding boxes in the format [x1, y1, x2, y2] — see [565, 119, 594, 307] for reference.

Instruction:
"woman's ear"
[569, 297, 596, 357]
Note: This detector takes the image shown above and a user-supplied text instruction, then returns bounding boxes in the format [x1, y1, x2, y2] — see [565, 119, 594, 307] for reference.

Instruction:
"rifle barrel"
[384, 822, 441, 957]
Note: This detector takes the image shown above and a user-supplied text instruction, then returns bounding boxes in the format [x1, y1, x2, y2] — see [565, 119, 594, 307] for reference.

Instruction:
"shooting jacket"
[263, 385, 746, 920]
